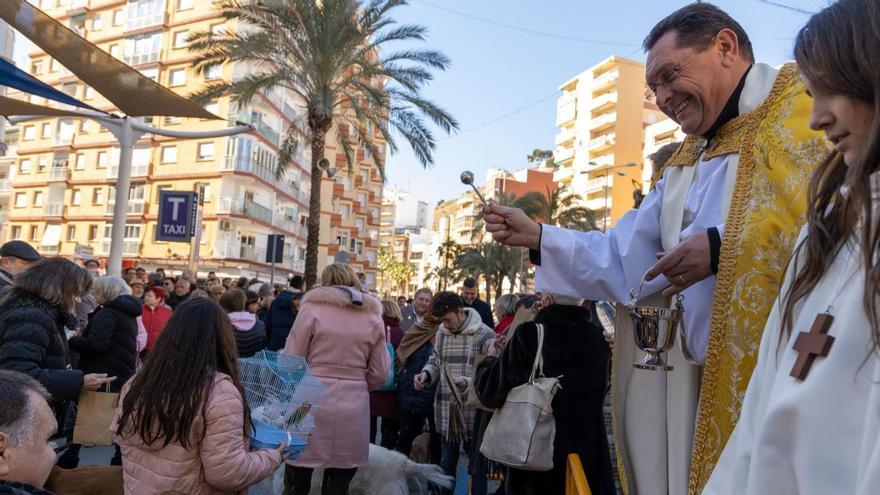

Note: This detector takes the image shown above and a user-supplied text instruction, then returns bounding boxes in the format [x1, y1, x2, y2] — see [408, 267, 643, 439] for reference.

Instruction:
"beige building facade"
[7, 0, 383, 282]
[554, 56, 665, 229]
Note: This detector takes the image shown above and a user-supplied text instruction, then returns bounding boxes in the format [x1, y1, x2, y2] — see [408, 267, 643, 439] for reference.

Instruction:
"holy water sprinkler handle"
[460, 170, 489, 207]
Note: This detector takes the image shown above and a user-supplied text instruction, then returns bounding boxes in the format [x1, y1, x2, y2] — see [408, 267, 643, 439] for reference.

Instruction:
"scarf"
[396, 317, 439, 367]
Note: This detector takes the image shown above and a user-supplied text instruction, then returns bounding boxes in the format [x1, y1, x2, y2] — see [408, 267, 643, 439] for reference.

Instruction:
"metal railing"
[105, 201, 145, 215]
[589, 134, 615, 149]
[45, 203, 65, 216]
[217, 197, 273, 224]
[108, 163, 149, 178]
[53, 135, 73, 147]
[99, 240, 139, 256]
[584, 176, 608, 192]
[123, 50, 161, 66]
[125, 11, 166, 31]
[48, 168, 69, 181]
[222, 155, 303, 199]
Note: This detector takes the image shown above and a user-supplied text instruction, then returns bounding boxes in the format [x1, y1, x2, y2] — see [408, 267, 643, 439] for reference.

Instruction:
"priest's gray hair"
[0, 370, 50, 445]
[545, 293, 584, 307]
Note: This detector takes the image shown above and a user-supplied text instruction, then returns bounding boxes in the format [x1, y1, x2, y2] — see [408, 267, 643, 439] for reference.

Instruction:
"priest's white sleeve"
[535, 178, 668, 303]
[702, 286, 786, 494]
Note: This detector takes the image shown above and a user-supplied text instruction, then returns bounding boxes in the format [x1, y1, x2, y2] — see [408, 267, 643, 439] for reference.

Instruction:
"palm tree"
[526, 149, 554, 168]
[189, 0, 458, 287]
[525, 187, 599, 232]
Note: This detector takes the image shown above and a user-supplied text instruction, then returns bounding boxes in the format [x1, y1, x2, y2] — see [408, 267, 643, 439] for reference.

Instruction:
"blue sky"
[12, 0, 830, 206]
[383, 0, 830, 205]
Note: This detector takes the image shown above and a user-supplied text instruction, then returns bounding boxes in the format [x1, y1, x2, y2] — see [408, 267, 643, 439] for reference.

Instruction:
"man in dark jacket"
[265, 275, 303, 351]
[395, 317, 441, 465]
[0, 241, 40, 289]
[165, 279, 191, 310]
[461, 277, 494, 328]
[475, 293, 615, 495]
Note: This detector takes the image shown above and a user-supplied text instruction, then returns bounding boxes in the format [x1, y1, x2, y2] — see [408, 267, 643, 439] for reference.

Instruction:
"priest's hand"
[483, 203, 542, 250]
[645, 230, 713, 296]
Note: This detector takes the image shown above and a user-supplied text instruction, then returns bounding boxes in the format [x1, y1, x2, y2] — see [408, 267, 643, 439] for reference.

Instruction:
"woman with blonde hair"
[369, 300, 405, 449]
[283, 263, 390, 495]
[492, 293, 519, 336]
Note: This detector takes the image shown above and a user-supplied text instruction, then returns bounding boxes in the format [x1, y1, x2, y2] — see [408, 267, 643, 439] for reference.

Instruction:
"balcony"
[108, 163, 149, 179]
[590, 92, 617, 111]
[68, 0, 90, 10]
[48, 167, 70, 182]
[53, 135, 73, 147]
[221, 155, 300, 199]
[554, 126, 576, 147]
[0, 179, 12, 194]
[554, 146, 574, 164]
[592, 71, 619, 92]
[584, 176, 609, 193]
[105, 201, 146, 215]
[125, 11, 167, 32]
[228, 113, 282, 147]
[45, 202, 65, 217]
[123, 50, 161, 66]
[217, 197, 273, 224]
[292, 259, 305, 273]
[99, 240, 139, 256]
[556, 93, 577, 126]
[589, 112, 617, 131]
[589, 133, 615, 150]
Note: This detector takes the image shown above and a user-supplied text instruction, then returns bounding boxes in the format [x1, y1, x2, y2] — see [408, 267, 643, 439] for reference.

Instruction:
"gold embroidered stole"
[659, 63, 827, 494]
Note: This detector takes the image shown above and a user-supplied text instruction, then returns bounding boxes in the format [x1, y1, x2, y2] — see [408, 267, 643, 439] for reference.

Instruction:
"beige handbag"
[72, 383, 119, 446]
[479, 324, 561, 471]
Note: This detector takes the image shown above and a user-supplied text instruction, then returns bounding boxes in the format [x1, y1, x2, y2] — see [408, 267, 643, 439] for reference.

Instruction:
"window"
[79, 120, 89, 133]
[23, 126, 36, 141]
[88, 224, 98, 241]
[37, 157, 48, 172]
[14, 193, 26, 208]
[73, 153, 85, 170]
[71, 189, 81, 205]
[112, 9, 123, 26]
[33, 191, 43, 207]
[91, 13, 103, 30]
[139, 67, 159, 81]
[29, 226, 39, 241]
[96, 151, 108, 168]
[92, 187, 104, 204]
[83, 86, 95, 100]
[205, 64, 222, 80]
[160, 145, 177, 163]
[177, 0, 194, 9]
[11, 226, 21, 240]
[30, 61, 43, 74]
[197, 142, 215, 160]
[124, 31, 162, 65]
[109, 44, 120, 59]
[19, 159, 31, 174]
[173, 30, 188, 48]
[49, 59, 59, 73]
[169, 68, 186, 87]
[41, 123, 51, 139]
[66, 226, 76, 242]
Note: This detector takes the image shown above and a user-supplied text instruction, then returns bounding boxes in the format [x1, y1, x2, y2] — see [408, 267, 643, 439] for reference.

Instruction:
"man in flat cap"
[0, 241, 40, 288]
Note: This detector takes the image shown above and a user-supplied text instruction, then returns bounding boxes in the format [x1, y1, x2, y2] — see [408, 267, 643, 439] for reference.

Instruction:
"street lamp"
[581, 161, 639, 232]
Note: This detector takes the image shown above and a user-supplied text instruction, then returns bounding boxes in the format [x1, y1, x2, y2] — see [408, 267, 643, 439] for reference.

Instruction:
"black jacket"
[0, 289, 83, 402]
[165, 291, 190, 310]
[465, 298, 494, 328]
[475, 304, 614, 495]
[232, 317, 267, 358]
[265, 290, 298, 351]
[397, 340, 437, 414]
[0, 480, 54, 495]
[69, 295, 141, 393]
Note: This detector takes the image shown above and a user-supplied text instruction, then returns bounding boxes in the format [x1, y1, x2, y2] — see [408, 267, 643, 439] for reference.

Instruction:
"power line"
[443, 90, 559, 140]
[416, 0, 639, 48]
[756, 0, 815, 15]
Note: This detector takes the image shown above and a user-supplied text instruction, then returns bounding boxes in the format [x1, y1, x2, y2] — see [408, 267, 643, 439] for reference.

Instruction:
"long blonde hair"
[381, 300, 403, 322]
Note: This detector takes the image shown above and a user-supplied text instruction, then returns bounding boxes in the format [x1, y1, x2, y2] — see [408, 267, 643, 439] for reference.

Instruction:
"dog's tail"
[406, 461, 455, 489]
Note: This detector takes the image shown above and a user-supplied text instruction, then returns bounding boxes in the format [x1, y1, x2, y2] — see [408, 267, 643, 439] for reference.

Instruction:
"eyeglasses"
[646, 50, 701, 99]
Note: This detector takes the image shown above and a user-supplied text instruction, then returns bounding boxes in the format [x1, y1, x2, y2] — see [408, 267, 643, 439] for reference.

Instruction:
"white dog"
[251, 444, 454, 495]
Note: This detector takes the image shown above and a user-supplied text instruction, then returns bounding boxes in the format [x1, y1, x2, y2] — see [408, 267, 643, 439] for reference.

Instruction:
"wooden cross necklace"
[789, 249, 856, 381]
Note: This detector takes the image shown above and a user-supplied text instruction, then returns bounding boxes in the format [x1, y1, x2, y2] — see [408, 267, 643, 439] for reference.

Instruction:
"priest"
[483, 4, 826, 494]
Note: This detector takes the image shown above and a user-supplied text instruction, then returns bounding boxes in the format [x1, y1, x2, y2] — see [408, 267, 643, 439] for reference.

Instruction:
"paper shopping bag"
[72, 388, 119, 446]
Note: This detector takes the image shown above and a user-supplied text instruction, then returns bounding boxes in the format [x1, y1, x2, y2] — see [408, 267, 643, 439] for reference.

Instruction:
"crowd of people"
[1, 1, 879, 494]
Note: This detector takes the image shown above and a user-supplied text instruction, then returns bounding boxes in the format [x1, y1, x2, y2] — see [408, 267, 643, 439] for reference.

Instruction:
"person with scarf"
[395, 313, 441, 464]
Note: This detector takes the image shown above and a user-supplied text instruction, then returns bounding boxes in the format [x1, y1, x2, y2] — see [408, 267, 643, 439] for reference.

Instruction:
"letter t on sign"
[790, 314, 835, 381]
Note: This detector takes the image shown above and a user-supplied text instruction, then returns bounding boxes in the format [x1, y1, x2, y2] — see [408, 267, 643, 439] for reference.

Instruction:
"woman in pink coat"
[283, 263, 390, 495]
[112, 298, 286, 495]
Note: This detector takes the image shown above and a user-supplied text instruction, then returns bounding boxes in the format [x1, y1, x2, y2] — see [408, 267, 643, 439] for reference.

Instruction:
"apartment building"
[8, 0, 383, 282]
[0, 21, 14, 243]
[642, 118, 685, 190]
[554, 56, 665, 229]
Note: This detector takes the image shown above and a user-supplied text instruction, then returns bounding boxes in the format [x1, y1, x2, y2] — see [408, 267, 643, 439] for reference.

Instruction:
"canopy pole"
[107, 118, 137, 277]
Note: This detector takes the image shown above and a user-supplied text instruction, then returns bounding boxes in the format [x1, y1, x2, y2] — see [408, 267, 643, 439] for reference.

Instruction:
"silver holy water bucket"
[625, 275, 685, 371]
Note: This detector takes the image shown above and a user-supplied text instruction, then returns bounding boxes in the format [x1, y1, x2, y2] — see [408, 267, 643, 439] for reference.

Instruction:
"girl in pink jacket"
[283, 263, 390, 495]
[112, 298, 287, 495]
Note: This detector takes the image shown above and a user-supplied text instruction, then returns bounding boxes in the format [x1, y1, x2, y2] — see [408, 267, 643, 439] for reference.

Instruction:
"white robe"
[703, 229, 880, 495]
[534, 64, 780, 495]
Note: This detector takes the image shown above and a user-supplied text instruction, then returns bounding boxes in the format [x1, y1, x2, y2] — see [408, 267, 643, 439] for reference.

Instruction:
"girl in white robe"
[703, 1, 880, 493]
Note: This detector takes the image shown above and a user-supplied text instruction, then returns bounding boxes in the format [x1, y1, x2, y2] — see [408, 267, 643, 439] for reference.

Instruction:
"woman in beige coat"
[112, 298, 286, 494]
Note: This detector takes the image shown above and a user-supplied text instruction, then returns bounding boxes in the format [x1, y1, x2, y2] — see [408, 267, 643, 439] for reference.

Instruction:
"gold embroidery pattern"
[687, 63, 828, 494]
